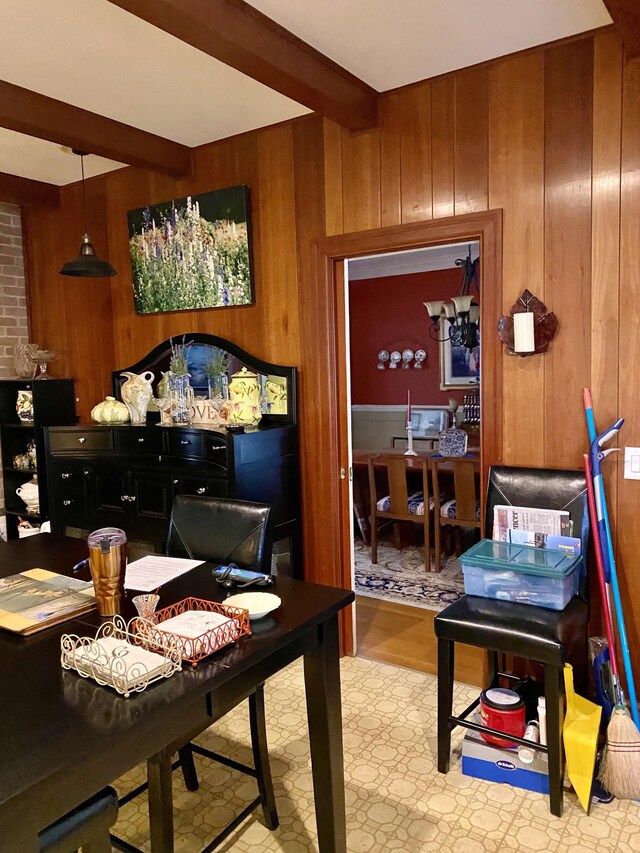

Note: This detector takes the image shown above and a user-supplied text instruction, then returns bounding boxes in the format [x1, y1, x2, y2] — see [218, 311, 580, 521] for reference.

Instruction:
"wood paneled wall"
[22, 32, 640, 670]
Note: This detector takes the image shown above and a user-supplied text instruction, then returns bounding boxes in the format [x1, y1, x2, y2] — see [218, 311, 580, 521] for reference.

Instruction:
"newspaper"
[492, 505, 570, 542]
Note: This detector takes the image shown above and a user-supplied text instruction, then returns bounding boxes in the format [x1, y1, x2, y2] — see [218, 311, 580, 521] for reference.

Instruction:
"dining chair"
[430, 456, 481, 572]
[434, 465, 590, 817]
[112, 496, 278, 852]
[39, 786, 118, 853]
[367, 453, 432, 571]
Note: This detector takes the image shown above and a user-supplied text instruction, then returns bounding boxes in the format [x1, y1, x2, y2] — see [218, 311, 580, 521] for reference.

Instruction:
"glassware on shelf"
[30, 350, 56, 380]
[14, 343, 39, 379]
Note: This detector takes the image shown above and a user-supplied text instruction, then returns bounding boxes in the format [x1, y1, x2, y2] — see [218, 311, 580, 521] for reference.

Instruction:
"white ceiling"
[348, 241, 480, 281]
[248, 0, 611, 90]
[0, 0, 611, 185]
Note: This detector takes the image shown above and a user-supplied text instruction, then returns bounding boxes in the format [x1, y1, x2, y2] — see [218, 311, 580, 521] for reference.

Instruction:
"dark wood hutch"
[45, 335, 300, 575]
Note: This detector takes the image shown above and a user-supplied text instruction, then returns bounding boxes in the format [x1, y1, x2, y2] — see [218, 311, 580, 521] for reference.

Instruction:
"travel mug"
[87, 527, 128, 616]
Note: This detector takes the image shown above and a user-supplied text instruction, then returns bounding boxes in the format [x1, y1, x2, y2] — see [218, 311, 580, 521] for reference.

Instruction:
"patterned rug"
[354, 538, 465, 611]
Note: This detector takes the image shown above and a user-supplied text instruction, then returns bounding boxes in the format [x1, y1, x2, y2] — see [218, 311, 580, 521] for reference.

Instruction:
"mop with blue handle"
[584, 389, 640, 798]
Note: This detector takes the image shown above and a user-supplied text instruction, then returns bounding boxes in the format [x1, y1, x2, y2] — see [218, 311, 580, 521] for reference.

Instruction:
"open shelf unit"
[0, 379, 76, 540]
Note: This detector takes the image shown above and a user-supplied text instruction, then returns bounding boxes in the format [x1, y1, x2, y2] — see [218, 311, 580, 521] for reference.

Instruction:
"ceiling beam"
[603, 0, 640, 59]
[0, 172, 60, 207]
[0, 80, 192, 178]
[107, 0, 379, 132]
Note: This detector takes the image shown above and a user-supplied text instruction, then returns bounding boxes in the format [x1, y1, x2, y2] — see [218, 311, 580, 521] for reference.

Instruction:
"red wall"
[348, 269, 466, 406]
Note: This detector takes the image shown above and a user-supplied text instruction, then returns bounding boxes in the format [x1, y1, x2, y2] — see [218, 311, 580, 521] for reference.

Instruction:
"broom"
[584, 453, 640, 799]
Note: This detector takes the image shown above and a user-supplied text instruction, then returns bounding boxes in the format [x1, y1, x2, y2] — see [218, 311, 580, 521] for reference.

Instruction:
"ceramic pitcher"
[120, 371, 155, 425]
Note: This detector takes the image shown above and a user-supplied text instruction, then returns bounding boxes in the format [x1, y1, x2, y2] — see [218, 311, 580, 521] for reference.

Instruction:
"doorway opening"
[345, 241, 481, 670]
[311, 210, 502, 670]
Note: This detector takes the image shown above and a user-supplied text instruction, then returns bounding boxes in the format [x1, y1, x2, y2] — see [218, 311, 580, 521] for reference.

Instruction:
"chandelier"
[423, 247, 479, 349]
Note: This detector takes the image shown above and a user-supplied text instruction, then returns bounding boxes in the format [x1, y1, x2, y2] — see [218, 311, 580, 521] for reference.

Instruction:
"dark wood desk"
[0, 535, 354, 852]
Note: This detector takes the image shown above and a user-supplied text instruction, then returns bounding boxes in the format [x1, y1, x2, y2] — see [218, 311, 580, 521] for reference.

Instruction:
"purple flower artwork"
[127, 185, 253, 314]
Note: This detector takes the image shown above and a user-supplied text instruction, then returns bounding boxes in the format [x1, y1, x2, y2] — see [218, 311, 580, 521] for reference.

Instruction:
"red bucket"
[479, 687, 526, 747]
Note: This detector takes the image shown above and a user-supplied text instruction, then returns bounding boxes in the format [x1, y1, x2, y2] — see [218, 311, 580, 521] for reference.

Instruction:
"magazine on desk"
[0, 569, 95, 635]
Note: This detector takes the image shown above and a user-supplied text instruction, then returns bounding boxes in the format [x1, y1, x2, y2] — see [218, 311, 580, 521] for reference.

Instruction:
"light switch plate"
[624, 447, 640, 480]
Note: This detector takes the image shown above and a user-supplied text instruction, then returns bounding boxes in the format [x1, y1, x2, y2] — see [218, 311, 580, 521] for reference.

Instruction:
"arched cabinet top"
[112, 333, 296, 425]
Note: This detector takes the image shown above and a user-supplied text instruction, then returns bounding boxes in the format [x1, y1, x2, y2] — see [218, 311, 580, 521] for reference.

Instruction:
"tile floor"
[112, 656, 637, 852]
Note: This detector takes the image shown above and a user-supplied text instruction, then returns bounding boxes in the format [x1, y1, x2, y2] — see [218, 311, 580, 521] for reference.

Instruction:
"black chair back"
[484, 465, 589, 594]
[167, 495, 273, 572]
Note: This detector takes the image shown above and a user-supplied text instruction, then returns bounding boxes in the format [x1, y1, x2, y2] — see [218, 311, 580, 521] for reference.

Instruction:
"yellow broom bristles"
[598, 705, 640, 800]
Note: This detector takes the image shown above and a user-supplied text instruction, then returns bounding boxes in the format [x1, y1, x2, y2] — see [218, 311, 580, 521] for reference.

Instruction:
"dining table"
[0, 534, 354, 853]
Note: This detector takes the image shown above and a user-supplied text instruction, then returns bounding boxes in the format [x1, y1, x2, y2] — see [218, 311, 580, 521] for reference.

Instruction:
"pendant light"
[59, 151, 116, 278]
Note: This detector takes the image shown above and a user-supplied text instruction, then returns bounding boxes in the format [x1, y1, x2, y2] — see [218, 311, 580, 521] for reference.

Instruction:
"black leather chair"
[112, 497, 278, 853]
[39, 787, 118, 852]
[434, 466, 589, 817]
[166, 494, 273, 572]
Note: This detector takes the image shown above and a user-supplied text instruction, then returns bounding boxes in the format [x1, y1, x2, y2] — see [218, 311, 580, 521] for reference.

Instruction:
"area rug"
[354, 538, 465, 611]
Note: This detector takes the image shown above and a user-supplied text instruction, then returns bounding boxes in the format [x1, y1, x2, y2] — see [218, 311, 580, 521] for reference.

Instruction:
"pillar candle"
[514, 312, 535, 353]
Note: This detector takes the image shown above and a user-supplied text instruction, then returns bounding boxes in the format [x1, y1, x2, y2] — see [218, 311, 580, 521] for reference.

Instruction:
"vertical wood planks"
[454, 67, 489, 214]
[617, 56, 640, 672]
[543, 39, 594, 468]
[379, 92, 402, 228]
[341, 128, 381, 233]
[322, 119, 344, 237]
[431, 77, 455, 220]
[398, 82, 432, 223]
[591, 32, 623, 555]
[488, 53, 545, 467]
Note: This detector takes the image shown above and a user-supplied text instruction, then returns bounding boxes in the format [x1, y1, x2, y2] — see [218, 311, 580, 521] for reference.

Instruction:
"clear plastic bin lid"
[460, 539, 581, 577]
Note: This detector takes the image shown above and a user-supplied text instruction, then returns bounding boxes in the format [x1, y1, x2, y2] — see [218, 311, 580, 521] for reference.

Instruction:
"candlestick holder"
[404, 422, 418, 456]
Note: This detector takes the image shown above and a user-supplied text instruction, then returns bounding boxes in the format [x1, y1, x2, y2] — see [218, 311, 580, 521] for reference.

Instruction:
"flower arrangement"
[204, 348, 228, 379]
[169, 337, 191, 376]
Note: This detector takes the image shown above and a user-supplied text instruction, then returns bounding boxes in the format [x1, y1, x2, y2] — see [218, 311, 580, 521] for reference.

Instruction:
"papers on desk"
[124, 556, 204, 592]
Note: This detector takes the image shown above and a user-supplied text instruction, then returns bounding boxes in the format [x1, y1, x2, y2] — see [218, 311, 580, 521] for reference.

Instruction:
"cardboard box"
[461, 724, 549, 794]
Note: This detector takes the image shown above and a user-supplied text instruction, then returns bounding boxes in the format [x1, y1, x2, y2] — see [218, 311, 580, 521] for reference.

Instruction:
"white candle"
[514, 312, 535, 353]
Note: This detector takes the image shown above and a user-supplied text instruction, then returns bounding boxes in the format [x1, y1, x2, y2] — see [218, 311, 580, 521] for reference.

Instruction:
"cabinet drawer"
[167, 431, 204, 458]
[52, 464, 86, 493]
[117, 429, 163, 454]
[179, 478, 228, 499]
[49, 429, 113, 452]
[205, 435, 228, 468]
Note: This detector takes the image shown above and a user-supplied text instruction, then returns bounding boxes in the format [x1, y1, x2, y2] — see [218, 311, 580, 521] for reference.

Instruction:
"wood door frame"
[310, 210, 503, 650]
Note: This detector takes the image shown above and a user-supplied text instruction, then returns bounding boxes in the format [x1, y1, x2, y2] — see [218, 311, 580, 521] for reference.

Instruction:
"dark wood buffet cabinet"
[44, 335, 301, 576]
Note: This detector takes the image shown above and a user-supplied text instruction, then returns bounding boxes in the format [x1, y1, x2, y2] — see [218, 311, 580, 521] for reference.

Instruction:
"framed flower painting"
[127, 185, 254, 314]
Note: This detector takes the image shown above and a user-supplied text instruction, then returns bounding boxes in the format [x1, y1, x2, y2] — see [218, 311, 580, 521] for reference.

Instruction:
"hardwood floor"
[355, 594, 486, 687]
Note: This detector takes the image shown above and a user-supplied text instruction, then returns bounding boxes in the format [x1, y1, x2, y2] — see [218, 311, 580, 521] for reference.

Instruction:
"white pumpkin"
[91, 396, 130, 424]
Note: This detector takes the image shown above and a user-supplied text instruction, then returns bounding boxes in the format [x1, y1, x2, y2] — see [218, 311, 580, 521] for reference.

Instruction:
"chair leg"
[393, 521, 401, 551]
[544, 664, 565, 818]
[424, 513, 431, 572]
[84, 836, 113, 853]
[178, 743, 199, 791]
[437, 638, 455, 773]
[434, 521, 442, 573]
[249, 685, 279, 830]
[486, 650, 500, 688]
[370, 514, 378, 565]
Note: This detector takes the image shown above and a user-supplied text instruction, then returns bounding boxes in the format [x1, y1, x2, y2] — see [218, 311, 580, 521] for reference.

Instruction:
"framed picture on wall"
[439, 336, 480, 389]
[127, 185, 254, 315]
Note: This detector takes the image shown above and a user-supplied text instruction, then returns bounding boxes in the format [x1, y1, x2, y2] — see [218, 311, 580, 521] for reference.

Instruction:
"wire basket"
[132, 597, 251, 666]
[61, 615, 182, 698]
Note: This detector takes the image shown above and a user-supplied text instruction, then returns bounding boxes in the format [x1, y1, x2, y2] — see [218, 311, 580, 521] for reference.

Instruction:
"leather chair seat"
[435, 595, 588, 667]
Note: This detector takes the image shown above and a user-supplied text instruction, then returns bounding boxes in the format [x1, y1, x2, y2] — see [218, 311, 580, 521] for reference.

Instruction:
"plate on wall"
[224, 592, 281, 620]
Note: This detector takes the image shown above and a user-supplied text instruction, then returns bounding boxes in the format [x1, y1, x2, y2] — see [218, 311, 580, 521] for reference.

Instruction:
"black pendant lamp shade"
[59, 233, 116, 277]
[59, 153, 116, 278]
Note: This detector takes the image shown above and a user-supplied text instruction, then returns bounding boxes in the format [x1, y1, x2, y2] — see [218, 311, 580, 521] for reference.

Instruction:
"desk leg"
[148, 751, 174, 853]
[304, 614, 347, 853]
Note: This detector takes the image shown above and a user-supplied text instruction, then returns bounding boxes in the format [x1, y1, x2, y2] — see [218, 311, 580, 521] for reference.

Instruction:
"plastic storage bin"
[460, 539, 582, 610]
